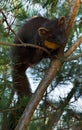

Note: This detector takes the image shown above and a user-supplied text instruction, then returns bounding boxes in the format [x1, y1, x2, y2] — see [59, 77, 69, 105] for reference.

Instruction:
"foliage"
[0, 0, 82, 130]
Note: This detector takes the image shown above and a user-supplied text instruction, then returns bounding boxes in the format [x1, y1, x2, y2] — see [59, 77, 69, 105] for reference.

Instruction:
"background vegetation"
[0, 0, 82, 130]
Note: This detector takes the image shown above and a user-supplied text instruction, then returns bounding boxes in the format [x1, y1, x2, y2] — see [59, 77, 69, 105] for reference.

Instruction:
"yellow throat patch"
[44, 40, 60, 50]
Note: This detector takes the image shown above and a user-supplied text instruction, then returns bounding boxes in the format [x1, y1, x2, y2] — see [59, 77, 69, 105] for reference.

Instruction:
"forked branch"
[14, 0, 81, 130]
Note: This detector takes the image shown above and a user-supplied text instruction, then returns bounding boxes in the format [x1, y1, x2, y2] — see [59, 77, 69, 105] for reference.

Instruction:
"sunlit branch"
[64, 36, 82, 57]
[64, 53, 82, 62]
[66, 0, 81, 37]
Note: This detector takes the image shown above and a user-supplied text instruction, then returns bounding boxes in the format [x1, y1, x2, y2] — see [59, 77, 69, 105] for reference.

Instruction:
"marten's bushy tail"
[12, 64, 32, 97]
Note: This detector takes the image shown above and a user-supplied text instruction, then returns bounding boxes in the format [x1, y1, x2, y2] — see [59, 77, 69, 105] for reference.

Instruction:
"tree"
[0, 0, 82, 130]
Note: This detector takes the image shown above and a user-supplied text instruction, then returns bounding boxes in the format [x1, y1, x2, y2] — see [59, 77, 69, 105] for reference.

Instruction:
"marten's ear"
[38, 27, 49, 36]
[58, 16, 66, 27]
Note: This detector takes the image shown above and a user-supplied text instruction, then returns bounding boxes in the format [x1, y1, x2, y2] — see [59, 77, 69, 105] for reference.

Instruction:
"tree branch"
[0, 41, 50, 55]
[0, 8, 24, 44]
[14, 0, 81, 130]
[15, 55, 62, 130]
[66, 0, 81, 37]
[46, 81, 78, 130]
[0, 8, 50, 55]
[64, 36, 82, 57]
[65, 53, 82, 62]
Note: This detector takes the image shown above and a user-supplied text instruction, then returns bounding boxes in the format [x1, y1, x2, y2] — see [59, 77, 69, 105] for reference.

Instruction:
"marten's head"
[38, 16, 66, 50]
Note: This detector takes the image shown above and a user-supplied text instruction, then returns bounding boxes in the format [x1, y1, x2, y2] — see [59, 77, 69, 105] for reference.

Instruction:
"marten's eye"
[49, 34, 55, 39]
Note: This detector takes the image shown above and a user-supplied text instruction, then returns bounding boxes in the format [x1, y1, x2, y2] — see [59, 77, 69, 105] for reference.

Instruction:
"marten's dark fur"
[11, 16, 66, 97]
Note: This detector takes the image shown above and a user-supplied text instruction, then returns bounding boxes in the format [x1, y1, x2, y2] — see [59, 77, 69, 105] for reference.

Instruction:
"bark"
[14, 54, 62, 130]
[64, 36, 82, 57]
[14, 0, 81, 130]
[46, 82, 78, 130]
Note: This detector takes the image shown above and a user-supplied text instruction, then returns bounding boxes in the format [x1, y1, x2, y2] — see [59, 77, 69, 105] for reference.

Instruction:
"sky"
[27, 68, 82, 113]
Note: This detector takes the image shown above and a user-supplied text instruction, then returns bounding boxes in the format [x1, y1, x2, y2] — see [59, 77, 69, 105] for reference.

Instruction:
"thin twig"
[64, 53, 82, 62]
[0, 41, 51, 55]
[64, 36, 82, 57]
[0, 8, 23, 44]
[0, 8, 51, 55]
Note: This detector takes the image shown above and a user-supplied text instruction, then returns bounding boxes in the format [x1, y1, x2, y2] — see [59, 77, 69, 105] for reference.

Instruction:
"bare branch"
[60, 0, 81, 59]
[46, 82, 78, 130]
[64, 36, 82, 57]
[15, 57, 62, 130]
[0, 8, 23, 44]
[0, 41, 50, 55]
[65, 53, 82, 62]
[66, 0, 81, 37]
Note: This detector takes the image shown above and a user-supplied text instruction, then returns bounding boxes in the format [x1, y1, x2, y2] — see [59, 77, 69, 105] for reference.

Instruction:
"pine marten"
[11, 16, 66, 97]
